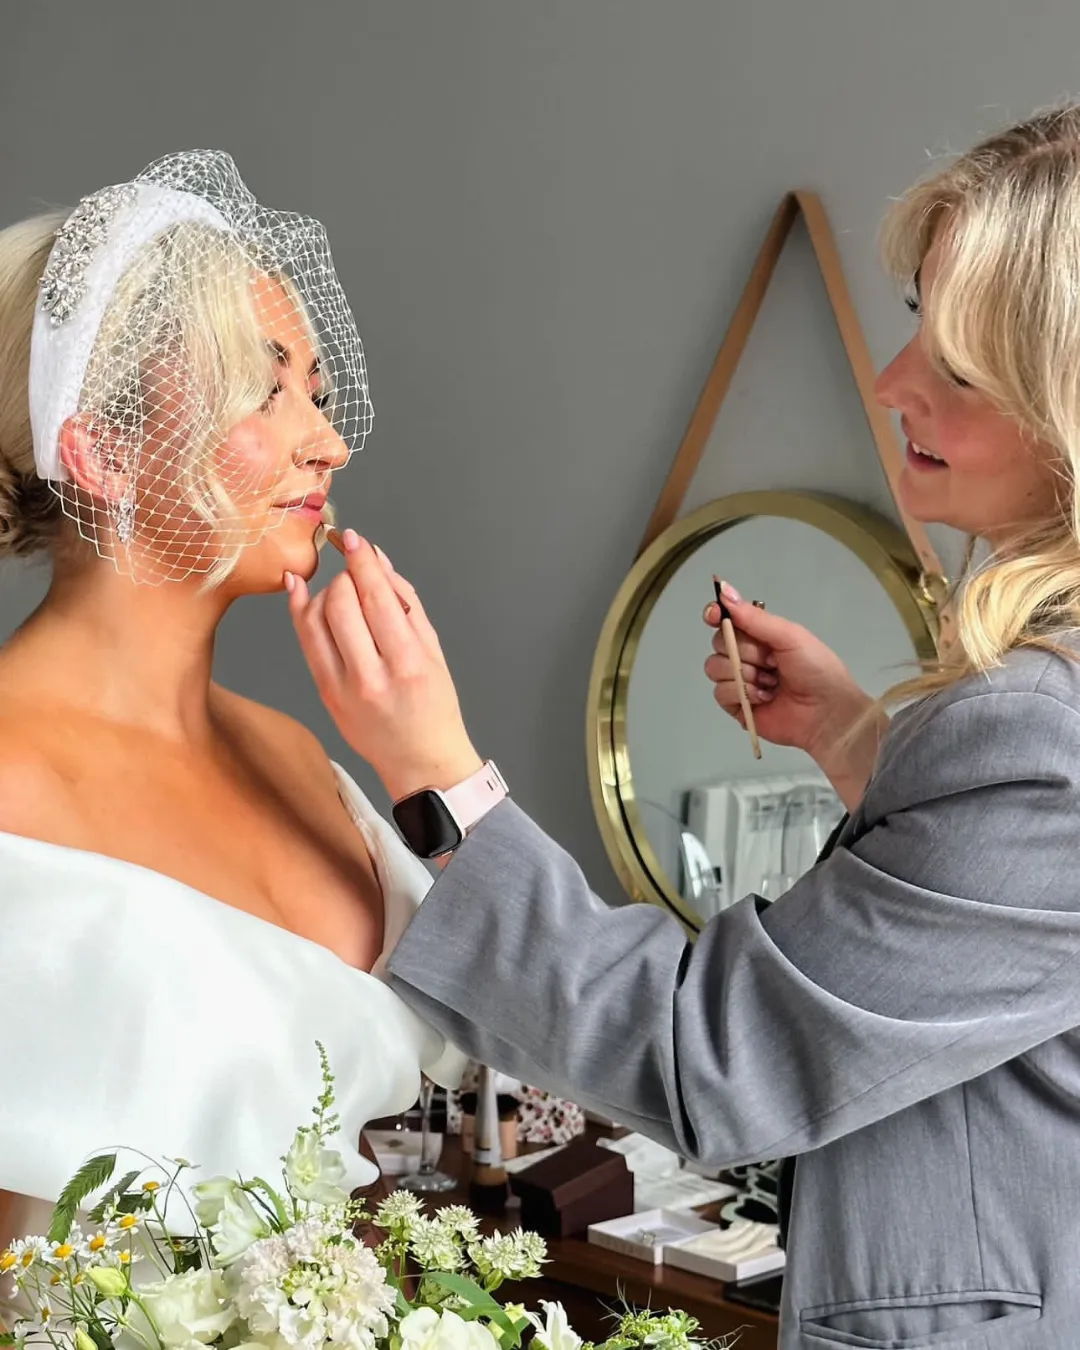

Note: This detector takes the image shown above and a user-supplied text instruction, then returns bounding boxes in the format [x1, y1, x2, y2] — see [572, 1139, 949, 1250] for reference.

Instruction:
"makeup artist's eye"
[904, 292, 922, 319]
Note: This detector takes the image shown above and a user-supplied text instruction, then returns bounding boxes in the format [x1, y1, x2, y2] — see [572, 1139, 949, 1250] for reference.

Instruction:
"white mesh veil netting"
[28, 149, 372, 584]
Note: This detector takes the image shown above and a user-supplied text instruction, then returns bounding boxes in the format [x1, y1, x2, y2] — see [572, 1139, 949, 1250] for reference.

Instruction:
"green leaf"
[0, 1333, 17, 1346]
[86, 1324, 116, 1350]
[422, 1273, 518, 1341]
[382, 1268, 413, 1318]
[49, 1154, 117, 1243]
[246, 1179, 290, 1229]
[86, 1170, 143, 1224]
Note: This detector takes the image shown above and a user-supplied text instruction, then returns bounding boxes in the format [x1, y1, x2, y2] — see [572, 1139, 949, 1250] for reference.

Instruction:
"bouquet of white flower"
[0, 1048, 730, 1350]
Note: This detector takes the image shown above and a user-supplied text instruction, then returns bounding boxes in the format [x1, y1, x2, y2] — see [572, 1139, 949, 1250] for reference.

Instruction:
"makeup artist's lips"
[906, 440, 948, 473]
[273, 492, 327, 523]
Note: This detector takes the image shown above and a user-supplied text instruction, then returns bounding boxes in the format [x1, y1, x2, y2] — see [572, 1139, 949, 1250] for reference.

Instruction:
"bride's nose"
[298, 410, 351, 472]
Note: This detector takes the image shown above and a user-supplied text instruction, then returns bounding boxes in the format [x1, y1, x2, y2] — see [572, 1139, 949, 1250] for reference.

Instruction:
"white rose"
[284, 1130, 349, 1207]
[525, 1302, 582, 1350]
[139, 1270, 236, 1347]
[399, 1308, 498, 1350]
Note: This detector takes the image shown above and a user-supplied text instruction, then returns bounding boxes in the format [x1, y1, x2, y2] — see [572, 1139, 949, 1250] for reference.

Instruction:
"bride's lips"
[905, 440, 948, 473]
[273, 491, 327, 523]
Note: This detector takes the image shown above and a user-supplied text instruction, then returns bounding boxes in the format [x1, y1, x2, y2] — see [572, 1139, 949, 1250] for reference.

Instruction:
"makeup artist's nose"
[875, 339, 931, 417]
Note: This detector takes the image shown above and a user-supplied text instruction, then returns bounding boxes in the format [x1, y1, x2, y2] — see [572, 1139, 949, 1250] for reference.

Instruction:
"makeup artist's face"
[874, 233, 1061, 548]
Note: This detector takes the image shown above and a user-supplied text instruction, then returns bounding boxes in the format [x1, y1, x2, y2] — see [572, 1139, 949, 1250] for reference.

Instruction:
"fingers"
[703, 590, 803, 655]
[710, 626, 774, 669]
[709, 675, 775, 709]
[376, 563, 445, 664]
[287, 574, 348, 695]
[322, 571, 382, 679]
[705, 649, 777, 690]
[340, 531, 417, 666]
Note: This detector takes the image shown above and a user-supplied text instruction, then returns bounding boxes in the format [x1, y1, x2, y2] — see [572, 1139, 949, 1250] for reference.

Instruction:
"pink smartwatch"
[392, 760, 509, 858]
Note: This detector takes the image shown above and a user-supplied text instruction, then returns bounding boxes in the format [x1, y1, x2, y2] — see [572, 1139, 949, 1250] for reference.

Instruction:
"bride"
[0, 152, 462, 1252]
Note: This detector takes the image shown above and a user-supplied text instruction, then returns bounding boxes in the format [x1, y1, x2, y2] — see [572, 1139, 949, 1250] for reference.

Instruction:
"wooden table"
[399, 1132, 779, 1349]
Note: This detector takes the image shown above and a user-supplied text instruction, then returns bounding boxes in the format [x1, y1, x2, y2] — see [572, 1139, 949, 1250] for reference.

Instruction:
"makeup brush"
[324, 527, 411, 614]
[713, 575, 761, 759]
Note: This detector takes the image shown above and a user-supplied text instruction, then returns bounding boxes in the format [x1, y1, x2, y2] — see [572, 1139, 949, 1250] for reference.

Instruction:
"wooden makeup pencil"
[713, 575, 762, 759]
[324, 527, 411, 614]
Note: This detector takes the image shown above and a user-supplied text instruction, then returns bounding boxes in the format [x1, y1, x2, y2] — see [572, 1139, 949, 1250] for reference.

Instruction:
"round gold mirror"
[586, 491, 941, 931]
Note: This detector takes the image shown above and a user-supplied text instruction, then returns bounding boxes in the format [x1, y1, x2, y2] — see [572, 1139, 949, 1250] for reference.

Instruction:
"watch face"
[393, 791, 464, 859]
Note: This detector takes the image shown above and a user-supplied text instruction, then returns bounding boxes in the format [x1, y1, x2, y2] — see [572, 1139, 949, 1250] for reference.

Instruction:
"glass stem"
[418, 1079, 434, 1176]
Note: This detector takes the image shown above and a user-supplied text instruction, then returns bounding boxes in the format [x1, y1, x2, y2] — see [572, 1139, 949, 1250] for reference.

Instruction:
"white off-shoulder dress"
[0, 763, 465, 1238]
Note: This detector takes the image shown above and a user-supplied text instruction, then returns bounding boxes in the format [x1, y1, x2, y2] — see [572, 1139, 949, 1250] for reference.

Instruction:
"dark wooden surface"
[387, 1128, 779, 1349]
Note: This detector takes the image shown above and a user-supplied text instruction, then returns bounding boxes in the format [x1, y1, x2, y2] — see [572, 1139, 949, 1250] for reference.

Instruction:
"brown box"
[508, 1138, 634, 1238]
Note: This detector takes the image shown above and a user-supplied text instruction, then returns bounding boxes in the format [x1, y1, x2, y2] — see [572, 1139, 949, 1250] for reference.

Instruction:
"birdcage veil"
[28, 149, 372, 584]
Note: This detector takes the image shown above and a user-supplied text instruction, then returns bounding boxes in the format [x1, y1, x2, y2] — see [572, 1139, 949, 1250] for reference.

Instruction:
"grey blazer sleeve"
[386, 683, 1080, 1167]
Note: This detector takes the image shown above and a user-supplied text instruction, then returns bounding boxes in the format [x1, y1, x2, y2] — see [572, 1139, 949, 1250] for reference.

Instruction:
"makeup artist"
[290, 105, 1080, 1348]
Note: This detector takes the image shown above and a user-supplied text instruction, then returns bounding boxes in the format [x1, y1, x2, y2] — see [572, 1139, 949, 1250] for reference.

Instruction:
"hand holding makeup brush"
[704, 581, 887, 811]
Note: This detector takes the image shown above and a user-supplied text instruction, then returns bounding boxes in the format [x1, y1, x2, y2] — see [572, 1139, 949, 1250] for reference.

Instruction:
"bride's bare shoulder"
[211, 686, 341, 793]
[0, 715, 76, 836]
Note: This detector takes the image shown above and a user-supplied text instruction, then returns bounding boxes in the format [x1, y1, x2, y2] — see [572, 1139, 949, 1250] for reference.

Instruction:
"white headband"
[29, 182, 230, 483]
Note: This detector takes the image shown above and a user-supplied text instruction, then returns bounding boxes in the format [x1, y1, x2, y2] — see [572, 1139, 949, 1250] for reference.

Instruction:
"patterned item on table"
[444, 1063, 586, 1146]
[515, 1083, 586, 1145]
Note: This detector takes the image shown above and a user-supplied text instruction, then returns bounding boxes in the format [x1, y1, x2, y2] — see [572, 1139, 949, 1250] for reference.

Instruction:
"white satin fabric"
[0, 764, 464, 1235]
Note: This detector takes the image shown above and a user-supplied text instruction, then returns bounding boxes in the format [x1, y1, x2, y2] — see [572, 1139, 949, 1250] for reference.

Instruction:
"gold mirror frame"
[585, 490, 941, 931]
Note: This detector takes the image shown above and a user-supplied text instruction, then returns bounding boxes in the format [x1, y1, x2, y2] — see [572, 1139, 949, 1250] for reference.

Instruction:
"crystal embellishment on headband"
[39, 183, 139, 325]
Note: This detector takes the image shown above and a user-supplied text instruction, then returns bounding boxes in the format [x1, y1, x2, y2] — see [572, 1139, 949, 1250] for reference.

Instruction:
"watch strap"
[442, 760, 508, 833]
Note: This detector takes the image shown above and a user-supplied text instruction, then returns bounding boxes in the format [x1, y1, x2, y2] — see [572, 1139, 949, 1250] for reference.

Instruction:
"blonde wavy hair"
[880, 102, 1080, 702]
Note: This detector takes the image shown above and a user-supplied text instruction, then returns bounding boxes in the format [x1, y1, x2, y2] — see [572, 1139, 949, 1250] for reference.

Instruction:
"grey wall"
[1, 0, 1076, 897]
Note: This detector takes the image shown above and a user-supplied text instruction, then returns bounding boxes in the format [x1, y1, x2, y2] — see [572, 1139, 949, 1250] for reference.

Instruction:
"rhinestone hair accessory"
[28, 150, 372, 584]
[39, 183, 139, 325]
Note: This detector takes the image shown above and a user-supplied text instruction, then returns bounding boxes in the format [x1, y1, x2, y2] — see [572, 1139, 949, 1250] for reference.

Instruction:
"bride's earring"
[116, 488, 135, 547]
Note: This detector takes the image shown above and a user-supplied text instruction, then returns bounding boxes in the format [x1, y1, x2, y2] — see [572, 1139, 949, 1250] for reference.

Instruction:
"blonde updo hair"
[881, 102, 1080, 696]
[0, 214, 65, 558]
[0, 211, 308, 577]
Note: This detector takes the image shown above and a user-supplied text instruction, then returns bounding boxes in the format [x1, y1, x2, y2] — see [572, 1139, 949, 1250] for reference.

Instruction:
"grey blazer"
[386, 648, 1080, 1349]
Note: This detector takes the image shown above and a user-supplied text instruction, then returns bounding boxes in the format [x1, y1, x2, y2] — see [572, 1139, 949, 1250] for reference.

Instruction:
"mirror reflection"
[624, 514, 920, 923]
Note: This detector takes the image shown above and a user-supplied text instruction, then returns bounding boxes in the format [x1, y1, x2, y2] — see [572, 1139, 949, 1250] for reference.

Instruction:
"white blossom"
[408, 1218, 464, 1272]
[212, 1190, 272, 1267]
[469, 1231, 546, 1282]
[434, 1207, 480, 1242]
[139, 1269, 237, 1347]
[525, 1302, 582, 1350]
[233, 1222, 395, 1350]
[284, 1132, 349, 1208]
[398, 1307, 499, 1350]
[5, 1237, 50, 1285]
[192, 1177, 244, 1229]
[373, 1192, 422, 1231]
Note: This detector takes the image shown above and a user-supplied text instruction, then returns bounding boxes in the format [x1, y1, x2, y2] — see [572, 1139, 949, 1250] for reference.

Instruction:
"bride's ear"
[57, 413, 133, 507]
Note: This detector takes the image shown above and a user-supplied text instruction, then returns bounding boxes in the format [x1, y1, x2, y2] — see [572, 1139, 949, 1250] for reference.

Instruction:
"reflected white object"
[685, 771, 843, 913]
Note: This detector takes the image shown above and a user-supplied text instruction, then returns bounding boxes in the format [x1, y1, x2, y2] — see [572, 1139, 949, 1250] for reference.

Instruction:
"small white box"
[364, 1129, 442, 1177]
[587, 1208, 716, 1265]
[663, 1226, 786, 1284]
